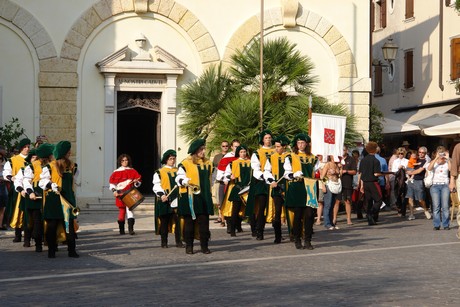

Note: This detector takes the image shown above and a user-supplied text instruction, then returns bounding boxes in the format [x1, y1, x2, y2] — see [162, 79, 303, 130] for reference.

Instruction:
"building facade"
[0, 0, 370, 204]
[372, 0, 460, 151]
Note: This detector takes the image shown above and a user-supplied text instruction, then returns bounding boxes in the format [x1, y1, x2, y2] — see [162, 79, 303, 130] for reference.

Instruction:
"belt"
[433, 182, 447, 185]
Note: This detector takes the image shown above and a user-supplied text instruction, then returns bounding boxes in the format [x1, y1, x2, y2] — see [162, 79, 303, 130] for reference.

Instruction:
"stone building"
[0, 0, 370, 204]
[371, 0, 460, 151]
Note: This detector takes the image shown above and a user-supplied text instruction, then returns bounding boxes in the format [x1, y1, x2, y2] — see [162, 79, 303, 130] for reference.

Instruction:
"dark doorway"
[117, 92, 161, 195]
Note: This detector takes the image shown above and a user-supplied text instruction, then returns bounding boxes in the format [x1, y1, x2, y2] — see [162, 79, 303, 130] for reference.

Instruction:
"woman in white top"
[427, 146, 451, 230]
[391, 147, 409, 173]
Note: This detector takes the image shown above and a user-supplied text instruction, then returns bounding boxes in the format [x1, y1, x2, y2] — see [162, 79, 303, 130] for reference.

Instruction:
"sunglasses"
[222, 145, 229, 147]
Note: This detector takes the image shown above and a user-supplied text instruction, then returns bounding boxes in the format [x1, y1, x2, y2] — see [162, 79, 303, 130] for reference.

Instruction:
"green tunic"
[177, 158, 214, 216]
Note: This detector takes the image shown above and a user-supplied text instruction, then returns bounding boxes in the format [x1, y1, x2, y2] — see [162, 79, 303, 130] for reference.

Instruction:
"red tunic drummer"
[109, 154, 141, 235]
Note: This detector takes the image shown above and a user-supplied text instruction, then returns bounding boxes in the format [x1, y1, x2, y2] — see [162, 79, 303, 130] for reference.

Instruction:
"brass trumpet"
[188, 184, 201, 195]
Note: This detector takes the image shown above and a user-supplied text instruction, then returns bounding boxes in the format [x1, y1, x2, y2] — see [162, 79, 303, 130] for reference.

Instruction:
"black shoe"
[230, 232, 236, 237]
[433, 226, 440, 230]
[274, 238, 281, 244]
[68, 251, 80, 258]
[304, 241, 314, 250]
[35, 245, 43, 252]
[13, 237, 21, 243]
[295, 241, 304, 250]
[186, 246, 193, 254]
[251, 232, 257, 237]
[48, 250, 56, 258]
[444, 227, 450, 230]
[176, 242, 184, 248]
[23, 241, 31, 247]
[201, 247, 211, 254]
[237, 227, 243, 233]
[161, 243, 168, 248]
[256, 235, 264, 241]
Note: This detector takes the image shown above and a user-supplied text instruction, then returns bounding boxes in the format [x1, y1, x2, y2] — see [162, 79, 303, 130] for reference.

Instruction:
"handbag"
[327, 178, 342, 194]
[423, 170, 434, 188]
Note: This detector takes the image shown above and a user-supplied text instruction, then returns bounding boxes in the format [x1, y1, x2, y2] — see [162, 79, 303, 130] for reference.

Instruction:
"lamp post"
[259, 0, 264, 132]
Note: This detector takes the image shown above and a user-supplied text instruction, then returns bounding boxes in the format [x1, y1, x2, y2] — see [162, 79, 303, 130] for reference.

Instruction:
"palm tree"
[178, 37, 362, 152]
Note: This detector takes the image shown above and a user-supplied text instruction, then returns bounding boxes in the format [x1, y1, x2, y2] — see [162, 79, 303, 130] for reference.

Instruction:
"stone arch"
[222, 6, 357, 78]
[60, 0, 219, 66]
[0, 0, 58, 60]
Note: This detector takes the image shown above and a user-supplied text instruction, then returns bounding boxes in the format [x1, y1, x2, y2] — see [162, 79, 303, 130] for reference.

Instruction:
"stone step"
[84, 197, 156, 213]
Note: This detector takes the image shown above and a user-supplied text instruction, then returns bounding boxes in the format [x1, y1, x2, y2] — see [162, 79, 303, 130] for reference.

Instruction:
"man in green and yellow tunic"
[153, 149, 183, 248]
[284, 133, 318, 250]
[263, 135, 290, 244]
[221, 145, 251, 237]
[246, 129, 274, 240]
[176, 139, 214, 254]
[4, 138, 31, 242]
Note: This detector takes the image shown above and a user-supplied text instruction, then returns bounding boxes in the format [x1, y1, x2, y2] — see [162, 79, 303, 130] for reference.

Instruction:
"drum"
[238, 186, 250, 205]
[120, 187, 145, 211]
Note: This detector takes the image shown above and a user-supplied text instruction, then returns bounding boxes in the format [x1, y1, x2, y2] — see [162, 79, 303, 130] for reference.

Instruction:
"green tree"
[369, 104, 384, 143]
[0, 118, 25, 154]
[179, 37, 362, 151]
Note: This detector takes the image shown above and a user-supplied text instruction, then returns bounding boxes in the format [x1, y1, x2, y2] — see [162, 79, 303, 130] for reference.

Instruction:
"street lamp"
[382, 38, 398, 63]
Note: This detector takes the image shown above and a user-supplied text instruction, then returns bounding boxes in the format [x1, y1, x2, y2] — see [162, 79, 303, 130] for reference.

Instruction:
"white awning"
[422, 120, 460, 136]
[384, 104, 457, 134]
[383, 117, 420, 134]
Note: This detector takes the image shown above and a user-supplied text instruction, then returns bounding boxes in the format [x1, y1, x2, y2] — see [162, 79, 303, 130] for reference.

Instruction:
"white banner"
[311, 113, 346, 161]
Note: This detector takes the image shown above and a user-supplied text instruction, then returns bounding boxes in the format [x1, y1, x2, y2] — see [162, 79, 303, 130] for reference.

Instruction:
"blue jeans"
[323, 186, 337, 228]
[429, 184, 450, 228]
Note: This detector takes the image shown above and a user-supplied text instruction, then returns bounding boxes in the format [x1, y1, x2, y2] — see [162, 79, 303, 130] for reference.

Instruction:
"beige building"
[0, 0, 370, 204]
[372, 0, 460, 150]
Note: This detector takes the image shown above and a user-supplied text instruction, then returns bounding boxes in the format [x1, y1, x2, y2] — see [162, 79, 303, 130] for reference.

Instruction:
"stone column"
[161, 75, 178, 154]
[103, 73, 117, 197]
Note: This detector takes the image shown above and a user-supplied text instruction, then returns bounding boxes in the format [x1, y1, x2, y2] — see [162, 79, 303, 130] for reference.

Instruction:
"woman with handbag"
[321, 155, 341, 230]
[427, 147, 451, 230]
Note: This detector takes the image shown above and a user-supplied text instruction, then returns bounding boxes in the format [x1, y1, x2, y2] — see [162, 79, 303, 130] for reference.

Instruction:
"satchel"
[424, 170, 434, 188]
[327, 178, 342, 194]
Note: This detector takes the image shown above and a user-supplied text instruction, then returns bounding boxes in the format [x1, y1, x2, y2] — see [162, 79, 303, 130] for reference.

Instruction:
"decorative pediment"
[96, 45, 186, 75]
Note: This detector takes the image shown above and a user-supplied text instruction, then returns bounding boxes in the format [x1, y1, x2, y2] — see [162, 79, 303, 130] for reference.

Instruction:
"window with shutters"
[373, 0, 387, 30]
[450, 38, 460, 80]
[374, 66, 383, 96]
[404, 50, 414, 89]
[405, 0, 414, 19]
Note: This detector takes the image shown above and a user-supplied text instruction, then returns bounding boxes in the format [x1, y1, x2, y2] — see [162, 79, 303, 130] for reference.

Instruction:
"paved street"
[1, 209, 459, 306]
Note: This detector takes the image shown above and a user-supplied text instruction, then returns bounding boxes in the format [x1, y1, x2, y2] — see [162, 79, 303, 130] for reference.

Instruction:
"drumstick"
[165, 185, 178, 198]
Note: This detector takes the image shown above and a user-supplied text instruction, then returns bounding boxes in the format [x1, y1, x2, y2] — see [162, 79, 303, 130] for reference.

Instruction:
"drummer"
[109, 154, 142, 235]
[222, 145, 251, 237]
[152, 149, 183, 248]
[263, 135, 291, 244]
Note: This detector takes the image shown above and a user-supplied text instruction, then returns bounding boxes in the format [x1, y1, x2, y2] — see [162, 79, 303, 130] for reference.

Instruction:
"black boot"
[304, 240, 314, 250]
[67, 239, 79, 258]
[161, 235, 168, 248]
[48, 243, 56, 258]
[186, 244, 193, 254]
[273, 221, 282, 244]
[295, 238, 304, 250]
[128, 218, 135, 235]
[226, 217, 231, 234]
[23, 228, 31, 247]
[13, 228, 22, 243]
[35, 242, 43, 252]
[201, 241, 211, 254]
[118, 221, 125, 235]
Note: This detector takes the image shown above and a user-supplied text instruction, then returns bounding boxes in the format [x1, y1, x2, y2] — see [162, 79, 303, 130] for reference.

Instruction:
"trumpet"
[71, 205, 81, 216]
[188, 184, 201, 195]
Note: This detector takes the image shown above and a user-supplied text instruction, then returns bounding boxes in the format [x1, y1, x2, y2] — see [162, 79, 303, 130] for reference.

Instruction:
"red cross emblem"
[324, 128, 335, 144]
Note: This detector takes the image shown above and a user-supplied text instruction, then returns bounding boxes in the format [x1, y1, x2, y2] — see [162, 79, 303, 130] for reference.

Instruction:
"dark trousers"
[363, 181, 382, 222]
[183, 214, 210, 247]
[45, 219, 76, 252]
[230, 201, 242, 234]
[159, 213, 181, 244]
[272, 196, 283, 238]
[291, 206, 315, 242]
[255, 194, 268, 236]
[26, 208, 43, 246]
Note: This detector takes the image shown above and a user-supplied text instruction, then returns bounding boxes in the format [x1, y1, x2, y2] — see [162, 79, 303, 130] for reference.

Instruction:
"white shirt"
[431, 162, 449, 184]
[391, 158, 409, 172]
